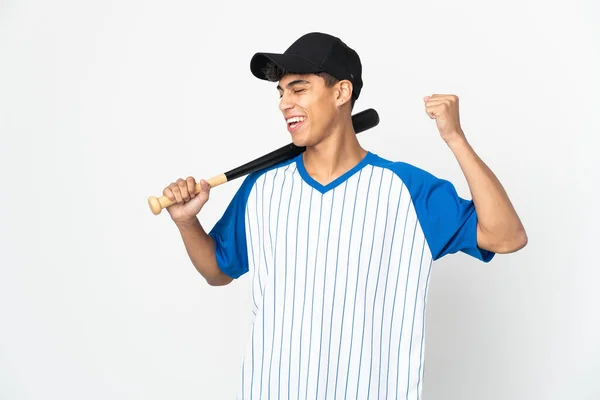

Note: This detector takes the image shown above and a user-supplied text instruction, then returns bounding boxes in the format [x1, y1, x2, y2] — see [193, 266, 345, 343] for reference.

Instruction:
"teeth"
[286, 116, 305, 124]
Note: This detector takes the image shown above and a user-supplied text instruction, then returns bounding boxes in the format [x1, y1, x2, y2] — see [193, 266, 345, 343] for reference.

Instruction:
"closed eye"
[278, 88, 306, 98]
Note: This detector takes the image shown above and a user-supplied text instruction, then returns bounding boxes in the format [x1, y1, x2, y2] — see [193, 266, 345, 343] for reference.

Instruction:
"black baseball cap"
[250, 32, 363, 100]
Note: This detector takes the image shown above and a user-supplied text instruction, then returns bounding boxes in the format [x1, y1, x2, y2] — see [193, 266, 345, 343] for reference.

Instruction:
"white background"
[1, 0, 598, 399]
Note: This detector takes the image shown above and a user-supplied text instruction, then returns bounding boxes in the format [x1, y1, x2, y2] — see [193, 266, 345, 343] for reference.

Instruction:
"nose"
[279, 93, 294, 113]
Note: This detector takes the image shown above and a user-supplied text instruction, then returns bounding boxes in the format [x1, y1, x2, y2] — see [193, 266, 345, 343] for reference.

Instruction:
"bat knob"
[148, 196, 162, 215]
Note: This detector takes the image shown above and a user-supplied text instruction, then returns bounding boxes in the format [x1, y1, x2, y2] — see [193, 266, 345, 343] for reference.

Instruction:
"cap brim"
[250, 52, 322, 81]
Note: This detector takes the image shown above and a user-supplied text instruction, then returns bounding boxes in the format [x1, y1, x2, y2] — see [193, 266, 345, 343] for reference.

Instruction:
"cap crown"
[284, 32, 363, 99]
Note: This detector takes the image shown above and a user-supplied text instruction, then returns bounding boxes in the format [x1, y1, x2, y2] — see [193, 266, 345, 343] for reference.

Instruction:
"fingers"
[425, 104, 447, 118]
[424, 94, 459, 118]
[424, 94, 458, 102]
[425, 102, 446, 112]
[425, 99, 450, 106]
[178, 179, 193, 202]
[424, 95, 458, 108]
[186, 177, 197, 198]
[424, 99, 455, 108]
[166, 182, 184, 204]
[163, 177, 202, 205]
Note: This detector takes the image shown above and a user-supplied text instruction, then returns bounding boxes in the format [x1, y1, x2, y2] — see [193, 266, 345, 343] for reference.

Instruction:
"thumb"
[187, 180, 210, 210]
[197, 179, 211, 201]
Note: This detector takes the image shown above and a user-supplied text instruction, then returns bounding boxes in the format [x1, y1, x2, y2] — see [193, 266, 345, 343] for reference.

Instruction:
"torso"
[239, 152, 434, 399]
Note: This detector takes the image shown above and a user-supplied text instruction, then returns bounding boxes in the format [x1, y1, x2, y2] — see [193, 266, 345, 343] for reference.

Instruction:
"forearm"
[175, 218, 233, 286]
[447, 135, 527, 253]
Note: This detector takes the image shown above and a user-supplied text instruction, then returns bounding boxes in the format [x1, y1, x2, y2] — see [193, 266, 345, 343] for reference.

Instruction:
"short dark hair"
[262, 62, 356, 110]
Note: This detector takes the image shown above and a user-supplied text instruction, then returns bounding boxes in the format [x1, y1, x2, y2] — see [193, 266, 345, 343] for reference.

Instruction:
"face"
[277, 73, 339, 147]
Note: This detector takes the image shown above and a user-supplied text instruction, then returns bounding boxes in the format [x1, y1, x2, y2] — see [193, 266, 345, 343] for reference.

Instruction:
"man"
[162, 32, 527, 399]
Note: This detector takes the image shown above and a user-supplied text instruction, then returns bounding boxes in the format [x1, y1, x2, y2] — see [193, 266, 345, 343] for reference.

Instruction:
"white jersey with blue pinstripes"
[209, 151, 494, 399]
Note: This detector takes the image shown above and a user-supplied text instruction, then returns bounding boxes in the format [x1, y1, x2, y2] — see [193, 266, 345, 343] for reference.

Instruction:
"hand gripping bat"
[148, 108, 379, 215]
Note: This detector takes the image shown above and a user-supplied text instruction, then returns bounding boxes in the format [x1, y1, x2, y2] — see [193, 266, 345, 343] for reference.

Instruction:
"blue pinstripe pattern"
[248, 187, 258, 311]
[241, 206, 254, 400]
[259, 167, 283, 398]
[249, 176, 266, 399]
[296, 187, 314, 400]
[226, 152, 481, 400]
[366, 172, 395, 396]
[343, 166, 375, 400]
[416, 259, 433, 400]
[258, 173, 269, 400]
[332, 169, 363, 400]
[406, 240, 427, 399]
[396, 220, 419, 399]
[254, 178, 264, 300]
[315, 188, 337, 399]
[267, 165, 291, 399]
[355, 169, 385, 399]
[266, 168, 279, 275]
[378, 182, 404, 398]
[287, 178, 303, 400]
[277, 173, 296, 399]
[303, 193, 323, 399]
[386, 198, 413, 399]
[322, 181, 349, 399]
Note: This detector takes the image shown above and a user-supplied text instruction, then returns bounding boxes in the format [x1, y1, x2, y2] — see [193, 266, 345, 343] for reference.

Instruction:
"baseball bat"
[148, 108, 379, 215]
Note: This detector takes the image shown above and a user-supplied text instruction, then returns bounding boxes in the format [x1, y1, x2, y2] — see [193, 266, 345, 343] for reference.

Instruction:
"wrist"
[445, 131, 470, 152]
[174, 216, 200, 231]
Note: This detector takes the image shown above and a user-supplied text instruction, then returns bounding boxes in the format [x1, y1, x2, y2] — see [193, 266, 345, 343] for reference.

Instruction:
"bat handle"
[148, 173, 227, 215]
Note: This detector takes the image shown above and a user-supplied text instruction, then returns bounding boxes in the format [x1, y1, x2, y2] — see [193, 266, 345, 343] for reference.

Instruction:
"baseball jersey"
[209, 151, 494, 400]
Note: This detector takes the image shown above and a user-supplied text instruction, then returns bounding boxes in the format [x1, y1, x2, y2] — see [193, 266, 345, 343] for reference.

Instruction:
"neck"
[302, 114, 368, 186]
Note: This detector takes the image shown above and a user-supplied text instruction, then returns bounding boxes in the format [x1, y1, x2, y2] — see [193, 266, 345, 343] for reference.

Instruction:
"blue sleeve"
[391, 162, 495, 262]
[208, 173, 259, 279]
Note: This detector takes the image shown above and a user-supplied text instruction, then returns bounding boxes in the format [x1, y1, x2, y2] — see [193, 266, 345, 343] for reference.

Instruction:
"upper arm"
[391, 162, 495, 262]
[208, 174, 259, 279]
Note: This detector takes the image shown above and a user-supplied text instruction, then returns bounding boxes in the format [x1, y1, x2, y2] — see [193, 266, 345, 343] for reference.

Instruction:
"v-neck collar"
[295, 151, 374, 194]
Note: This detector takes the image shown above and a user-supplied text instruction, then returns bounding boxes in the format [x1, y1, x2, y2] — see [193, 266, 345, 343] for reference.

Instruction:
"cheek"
[311, 103, 336, 129]
[306, 94, 335, 121]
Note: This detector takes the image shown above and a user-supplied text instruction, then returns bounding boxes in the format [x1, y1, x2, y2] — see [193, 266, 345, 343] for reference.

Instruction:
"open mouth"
[286, 116, 306, 132]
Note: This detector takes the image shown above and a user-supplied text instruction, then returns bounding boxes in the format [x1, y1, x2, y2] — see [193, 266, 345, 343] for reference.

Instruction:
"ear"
[335, 80, 353, 107]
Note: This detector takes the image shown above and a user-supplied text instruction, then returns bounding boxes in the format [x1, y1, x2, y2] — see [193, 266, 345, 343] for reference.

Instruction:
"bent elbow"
[478, 224, 528, 254]
[515, 229, 528, 250]
[496, 229, 528, 253]
[206, 274, 234, 286]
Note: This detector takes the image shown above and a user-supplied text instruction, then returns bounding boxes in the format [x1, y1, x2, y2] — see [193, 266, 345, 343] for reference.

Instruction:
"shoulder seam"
[366, 159, 436, 260]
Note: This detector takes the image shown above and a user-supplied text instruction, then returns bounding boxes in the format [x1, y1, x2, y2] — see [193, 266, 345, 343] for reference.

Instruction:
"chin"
[291, 136, 310, 148]
[290, 129, 312, 147]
